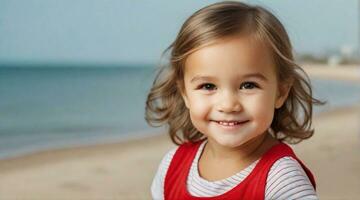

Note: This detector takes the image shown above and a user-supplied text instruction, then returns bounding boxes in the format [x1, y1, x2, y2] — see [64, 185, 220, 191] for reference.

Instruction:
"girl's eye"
[198, 83, 216, 90]
[240, 82, 258, 90]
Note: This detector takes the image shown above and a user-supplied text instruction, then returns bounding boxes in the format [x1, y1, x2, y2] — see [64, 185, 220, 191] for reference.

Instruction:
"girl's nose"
[217, 91, 242, 113]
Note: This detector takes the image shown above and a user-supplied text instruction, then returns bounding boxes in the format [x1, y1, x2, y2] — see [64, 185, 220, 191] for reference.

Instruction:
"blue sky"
[0, 0, 358, 65]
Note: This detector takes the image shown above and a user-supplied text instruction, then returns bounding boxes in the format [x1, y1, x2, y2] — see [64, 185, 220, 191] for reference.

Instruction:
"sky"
[0, 0, 358, 66]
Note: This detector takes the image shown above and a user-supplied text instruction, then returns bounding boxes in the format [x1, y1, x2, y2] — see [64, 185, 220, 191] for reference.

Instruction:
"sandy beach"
[302, 64, 360, 82]
[0, 64, 359, 199]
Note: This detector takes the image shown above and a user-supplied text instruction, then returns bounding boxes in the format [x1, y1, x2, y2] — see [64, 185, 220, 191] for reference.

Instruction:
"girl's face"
[181, 36, 290, 148]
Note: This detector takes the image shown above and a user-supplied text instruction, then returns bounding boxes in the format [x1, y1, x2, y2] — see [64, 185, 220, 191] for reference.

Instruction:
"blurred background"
[0, 0, 359, 199]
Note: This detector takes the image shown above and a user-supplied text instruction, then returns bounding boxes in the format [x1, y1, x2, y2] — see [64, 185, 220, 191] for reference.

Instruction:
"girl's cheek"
[190, 96, 211, 114]
[250, 97, 275, 121]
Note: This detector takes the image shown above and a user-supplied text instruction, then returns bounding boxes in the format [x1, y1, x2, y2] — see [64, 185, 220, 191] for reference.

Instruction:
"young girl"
[146, 1, 324, 199]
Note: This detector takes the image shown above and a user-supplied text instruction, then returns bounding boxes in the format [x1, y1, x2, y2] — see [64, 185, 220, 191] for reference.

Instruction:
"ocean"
[0, 66, 359, 160]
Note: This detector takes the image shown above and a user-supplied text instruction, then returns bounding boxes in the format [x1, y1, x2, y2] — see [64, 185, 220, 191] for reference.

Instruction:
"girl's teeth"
[218, 121, 239, 126]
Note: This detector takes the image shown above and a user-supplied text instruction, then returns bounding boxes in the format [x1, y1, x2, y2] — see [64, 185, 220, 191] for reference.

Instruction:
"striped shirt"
[151, 140, 318, 200]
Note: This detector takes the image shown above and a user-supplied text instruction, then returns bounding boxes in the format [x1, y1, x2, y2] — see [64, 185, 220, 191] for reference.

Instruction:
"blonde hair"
[145, 1, 325, 145]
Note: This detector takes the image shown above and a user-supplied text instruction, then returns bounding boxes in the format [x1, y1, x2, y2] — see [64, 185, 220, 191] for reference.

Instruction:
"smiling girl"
[146, 1, 323, 199]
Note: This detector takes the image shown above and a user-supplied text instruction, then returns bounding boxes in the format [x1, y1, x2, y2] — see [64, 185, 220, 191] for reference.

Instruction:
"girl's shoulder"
[153, 140, 203, 178]
[150, 146, 178, 200]
[159, 146, 178, 169]
[157, 140, 205, 168]
[265, 156, 318, 199]
[154, 145, 179, 180]
[151, 141, 205, 199]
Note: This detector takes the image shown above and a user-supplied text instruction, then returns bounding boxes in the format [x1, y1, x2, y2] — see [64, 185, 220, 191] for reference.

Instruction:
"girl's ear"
[275, 80, 293, 109]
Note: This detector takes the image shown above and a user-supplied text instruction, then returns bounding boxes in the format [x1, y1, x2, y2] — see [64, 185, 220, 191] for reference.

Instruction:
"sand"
[302, 64, 360, 82]
[0, 64, 359, 199]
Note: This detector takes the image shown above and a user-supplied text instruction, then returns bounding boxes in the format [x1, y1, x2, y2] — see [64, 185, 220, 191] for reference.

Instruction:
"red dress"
[164, 141, 316, 200]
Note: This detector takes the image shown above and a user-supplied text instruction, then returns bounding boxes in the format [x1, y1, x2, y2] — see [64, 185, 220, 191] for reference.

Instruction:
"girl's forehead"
[184, 36, 276, 79]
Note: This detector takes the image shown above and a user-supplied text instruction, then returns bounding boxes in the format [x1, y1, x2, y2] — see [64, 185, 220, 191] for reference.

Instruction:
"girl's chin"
[210, 137, 249, 148]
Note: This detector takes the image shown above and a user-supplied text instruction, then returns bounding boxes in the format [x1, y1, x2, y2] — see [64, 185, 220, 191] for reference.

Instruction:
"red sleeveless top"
[164, 141, 316, 200]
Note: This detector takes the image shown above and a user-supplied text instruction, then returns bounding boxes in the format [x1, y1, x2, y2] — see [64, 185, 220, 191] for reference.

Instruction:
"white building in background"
[340, 45, 355, 58]
[327, 44, 357, 67]
[327, 55, 341, 67]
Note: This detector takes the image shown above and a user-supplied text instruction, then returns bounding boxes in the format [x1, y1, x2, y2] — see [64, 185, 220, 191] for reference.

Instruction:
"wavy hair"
[145, 1, 325, 145]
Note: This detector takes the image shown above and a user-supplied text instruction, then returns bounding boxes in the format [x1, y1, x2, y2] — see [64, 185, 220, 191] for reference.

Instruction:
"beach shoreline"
[0, 64, 359, 199]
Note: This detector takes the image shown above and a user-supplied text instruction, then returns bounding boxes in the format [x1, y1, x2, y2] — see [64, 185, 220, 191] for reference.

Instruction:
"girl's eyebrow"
[190, 73, 268, 83]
